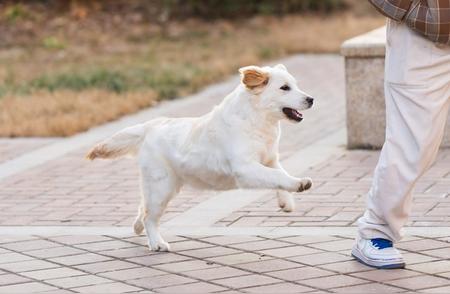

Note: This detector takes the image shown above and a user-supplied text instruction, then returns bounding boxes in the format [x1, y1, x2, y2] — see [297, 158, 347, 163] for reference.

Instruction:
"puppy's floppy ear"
[239, 66, 269, 90]
[274, 64, 287, 71]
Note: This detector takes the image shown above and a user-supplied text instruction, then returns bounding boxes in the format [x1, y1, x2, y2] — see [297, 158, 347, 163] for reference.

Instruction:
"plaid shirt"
[369, 0, 450, 45]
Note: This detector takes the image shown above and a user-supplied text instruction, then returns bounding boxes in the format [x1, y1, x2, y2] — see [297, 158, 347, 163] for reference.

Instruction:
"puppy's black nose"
[306, 97, 314, 105]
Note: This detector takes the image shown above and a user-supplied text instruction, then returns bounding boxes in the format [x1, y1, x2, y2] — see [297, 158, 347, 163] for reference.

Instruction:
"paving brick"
[75, 260, 138, 274]
[126, 253, 191, 266]
[25, 246, 84, 259]
[331, 282, 405, 293]
[201, 236, 263, 246]
[154, 259, 220, 272]
[99, 246, 150, 259]
[21, 267, 86, 280]
[179, 246, 241, 259]
[438, 272, 450, 279]
[0, 252, 33, 264]
[0, 274, 31, 286]
[299, 275, 368, 290]
[403, 252, 439, 264]
[234, 259, 300, 273]
[183, 266, 250, 281]
[0, 248, 10, 254]
[306, 207, 340, 217]
[33, 289, 74, 294]
[242, 282, 314, 293]
[0, 237, 38, 245]
[75, 240, 136, 252]
[385, 275, 450, 290]
[1, 240, 59, 252]
[49, 253, 112, 266]
[127, 274, 196, 289]
[421, 248, 450, 259]
[155, 281, 227, 293]
[170, 240, 214, 251]
[328, 211, 361, 222]
[99, 267, 166, 281]
[0, 281, 57, 293]
[307, 239, 355, 252]
[266, 266, 335, 281]
[72, 282, 143, 293]
[48, 235, 113, 245]
[207, 252, 270, 266]
[0, 260, 59, 273]
[349, 269, 420, 282]
[229, 240, 292, 251]
[213, 274, 280, 289]
[397, 239, 449, 251]
[231, 217, 266, 227]
[46, 274, 113, 288]
[319, 260, 373, 274]
[420, 285, 450, 293]
[289, 252, 352, 266]
[279, 236, 343, 245]
[408, 260, 450, 274]
[259, 246, 322, 258]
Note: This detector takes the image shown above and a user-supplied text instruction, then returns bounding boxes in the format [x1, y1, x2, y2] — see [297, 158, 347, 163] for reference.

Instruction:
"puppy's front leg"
[234, 162, 311, 192]
[277, 190, 295, 212]
[269, 161, 312, 212]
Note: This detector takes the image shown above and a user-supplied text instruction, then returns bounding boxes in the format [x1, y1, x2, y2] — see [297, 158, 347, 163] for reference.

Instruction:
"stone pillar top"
[341, 26, 386, 58]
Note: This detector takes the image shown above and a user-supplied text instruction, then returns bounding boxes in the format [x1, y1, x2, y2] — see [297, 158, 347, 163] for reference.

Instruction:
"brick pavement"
[219, 149, 450, 229]
[0, 234, 449, 293]
[0, 148, 211, 226]
[0, 138, 58, 164]
[0, 54, 449, 293]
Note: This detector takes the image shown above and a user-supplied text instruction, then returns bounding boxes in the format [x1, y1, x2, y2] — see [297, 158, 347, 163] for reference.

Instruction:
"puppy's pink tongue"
[293, 110, 302, 118]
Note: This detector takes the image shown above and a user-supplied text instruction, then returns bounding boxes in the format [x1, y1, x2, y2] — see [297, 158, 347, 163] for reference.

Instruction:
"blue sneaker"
[352, 237, 405, 269]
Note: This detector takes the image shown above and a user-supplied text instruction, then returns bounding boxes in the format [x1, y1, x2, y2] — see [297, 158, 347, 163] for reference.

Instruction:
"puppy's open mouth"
[282, 107, 303, 122]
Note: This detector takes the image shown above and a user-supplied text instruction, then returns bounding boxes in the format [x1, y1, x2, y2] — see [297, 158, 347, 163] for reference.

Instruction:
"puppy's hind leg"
[133, 204, 145, 235]
[140, 163, 180, 252]
[277, 190, 295, 212]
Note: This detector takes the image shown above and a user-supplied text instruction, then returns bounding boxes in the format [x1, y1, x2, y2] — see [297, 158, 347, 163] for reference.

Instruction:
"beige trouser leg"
[357, 20, 450, 242]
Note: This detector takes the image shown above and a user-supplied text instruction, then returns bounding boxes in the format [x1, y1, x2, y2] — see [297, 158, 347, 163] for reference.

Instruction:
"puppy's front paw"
[148, 240, 171, 252]
[297, 178, 313, 192]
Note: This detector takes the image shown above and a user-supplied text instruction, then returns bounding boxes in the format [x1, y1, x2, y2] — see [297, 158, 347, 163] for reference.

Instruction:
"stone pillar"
[341, 26, 450, 149]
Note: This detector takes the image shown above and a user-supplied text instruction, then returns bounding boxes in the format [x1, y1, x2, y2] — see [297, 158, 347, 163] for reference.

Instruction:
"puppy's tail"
[86, 124, 147, 160]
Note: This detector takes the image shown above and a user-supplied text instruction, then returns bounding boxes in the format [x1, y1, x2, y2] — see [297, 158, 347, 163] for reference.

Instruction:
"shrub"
[160, 0, 346, 19]
[3, 3, 29, 22]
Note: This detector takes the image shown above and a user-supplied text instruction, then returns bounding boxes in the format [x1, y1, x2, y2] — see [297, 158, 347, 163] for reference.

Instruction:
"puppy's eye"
[280, 85, 290, 91]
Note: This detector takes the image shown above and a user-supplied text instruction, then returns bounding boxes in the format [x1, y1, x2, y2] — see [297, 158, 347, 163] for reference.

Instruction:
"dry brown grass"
[0, 90, 157, 137]
[0, 13, 384, 137]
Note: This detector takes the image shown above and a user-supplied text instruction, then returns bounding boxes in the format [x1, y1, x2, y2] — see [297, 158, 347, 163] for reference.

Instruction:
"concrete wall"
[341, 27, 450, 149]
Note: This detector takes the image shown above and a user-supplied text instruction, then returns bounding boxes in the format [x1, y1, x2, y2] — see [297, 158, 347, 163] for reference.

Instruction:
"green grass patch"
[4, 4, 29, 22]
[0, 65, 205, 100]
[42, 37, 66, 50]
[29, 70, 128, 93]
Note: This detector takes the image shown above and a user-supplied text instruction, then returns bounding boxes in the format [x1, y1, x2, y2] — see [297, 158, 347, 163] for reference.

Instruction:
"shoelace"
[371, 238, 393, 249]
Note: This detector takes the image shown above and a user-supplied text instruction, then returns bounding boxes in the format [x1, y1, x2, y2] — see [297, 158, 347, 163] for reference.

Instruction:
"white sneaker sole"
[352, 245, 405, 269]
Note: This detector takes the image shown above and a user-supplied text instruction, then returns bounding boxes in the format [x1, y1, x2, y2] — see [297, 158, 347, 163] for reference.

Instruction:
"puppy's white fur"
[87, 64, 313, 251]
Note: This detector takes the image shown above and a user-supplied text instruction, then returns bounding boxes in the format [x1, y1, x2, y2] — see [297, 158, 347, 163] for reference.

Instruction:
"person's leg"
[354, 20, 450, 268]
[358, 84, 449, 241]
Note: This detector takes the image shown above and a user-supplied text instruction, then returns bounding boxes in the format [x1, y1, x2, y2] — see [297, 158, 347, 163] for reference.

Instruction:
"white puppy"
[87, 64, 314, 251]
